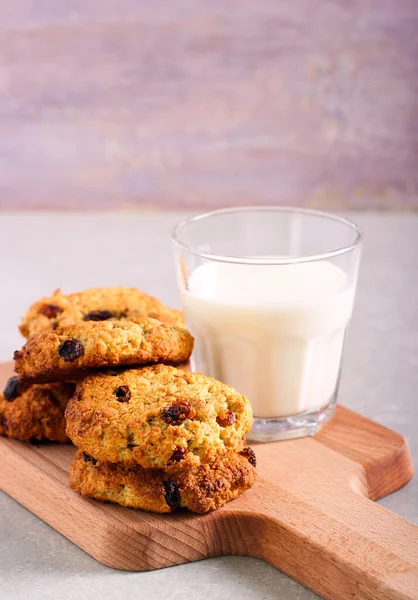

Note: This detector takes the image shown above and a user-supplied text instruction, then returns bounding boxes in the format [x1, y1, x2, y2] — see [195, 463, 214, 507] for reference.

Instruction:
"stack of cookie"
[1, 287, 190, 443]
[2, 287, 256, 514]
[66, 366, 256, 513]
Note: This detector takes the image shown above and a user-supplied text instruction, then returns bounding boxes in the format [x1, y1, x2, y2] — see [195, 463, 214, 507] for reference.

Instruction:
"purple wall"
[0, 1, 417, 210]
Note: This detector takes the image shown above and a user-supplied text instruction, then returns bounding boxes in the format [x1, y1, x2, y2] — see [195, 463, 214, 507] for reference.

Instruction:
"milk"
[181, 261, 354, 418]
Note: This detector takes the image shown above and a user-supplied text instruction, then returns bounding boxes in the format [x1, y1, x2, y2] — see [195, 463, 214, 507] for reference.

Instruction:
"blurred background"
[1, 0, 417, 210]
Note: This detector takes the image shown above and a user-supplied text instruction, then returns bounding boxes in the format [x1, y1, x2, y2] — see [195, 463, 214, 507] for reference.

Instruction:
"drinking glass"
[173, 207, 362, 441]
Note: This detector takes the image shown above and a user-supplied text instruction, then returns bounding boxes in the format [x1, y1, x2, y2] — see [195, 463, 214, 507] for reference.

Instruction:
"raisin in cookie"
[20, 287, 184, 338]
[0, 376, 75, 442]
[70, 447, 256, 514]
[14, 319, 194, 384]
[65, 365, 253, 469]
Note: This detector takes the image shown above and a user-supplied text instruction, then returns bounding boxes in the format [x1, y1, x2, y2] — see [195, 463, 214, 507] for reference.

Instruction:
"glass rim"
[172, 206, 363, 265]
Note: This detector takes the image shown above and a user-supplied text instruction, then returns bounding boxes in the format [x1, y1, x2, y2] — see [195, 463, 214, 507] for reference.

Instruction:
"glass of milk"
[173, 207, 362, 441]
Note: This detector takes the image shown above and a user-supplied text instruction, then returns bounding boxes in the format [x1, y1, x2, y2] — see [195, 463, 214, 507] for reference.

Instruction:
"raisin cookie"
[20, 287, 184, 338]
[65, 365, 253, 469]
[0, 376, 75, 442]
[14, 319, 194, 384]
[70, 447, 256, 514]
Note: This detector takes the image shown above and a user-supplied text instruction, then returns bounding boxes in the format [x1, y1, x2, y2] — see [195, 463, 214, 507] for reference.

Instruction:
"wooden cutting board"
[0, 362, 417, 600]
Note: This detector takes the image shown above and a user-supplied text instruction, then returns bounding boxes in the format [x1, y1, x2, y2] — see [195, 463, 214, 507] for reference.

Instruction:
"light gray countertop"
[0, 210, 417, 600]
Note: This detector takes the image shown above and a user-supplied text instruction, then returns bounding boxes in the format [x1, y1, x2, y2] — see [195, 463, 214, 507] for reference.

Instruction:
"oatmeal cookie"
[20, 287, 184, 338]
[0, 376, 74, 442]
[65, 365, 253, 469]
[70, 447, 256, 513]
[14, 319, 194, 384]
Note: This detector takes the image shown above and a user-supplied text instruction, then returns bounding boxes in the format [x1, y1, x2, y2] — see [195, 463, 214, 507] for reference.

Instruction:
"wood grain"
[0, 1, 417, 210]
[0, 362, 417, 599]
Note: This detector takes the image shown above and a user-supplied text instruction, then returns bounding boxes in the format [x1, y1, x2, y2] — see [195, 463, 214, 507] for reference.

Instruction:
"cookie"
[65, 365, 253, 469]
[14, 319, 194, 384]
[70, 447, 256, 513]
[20, 287, 184, 338]
[0, 376, 75, 442]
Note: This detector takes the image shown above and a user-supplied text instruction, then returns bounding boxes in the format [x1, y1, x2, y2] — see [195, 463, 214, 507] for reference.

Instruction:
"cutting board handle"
[235, 487, 418, 600]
